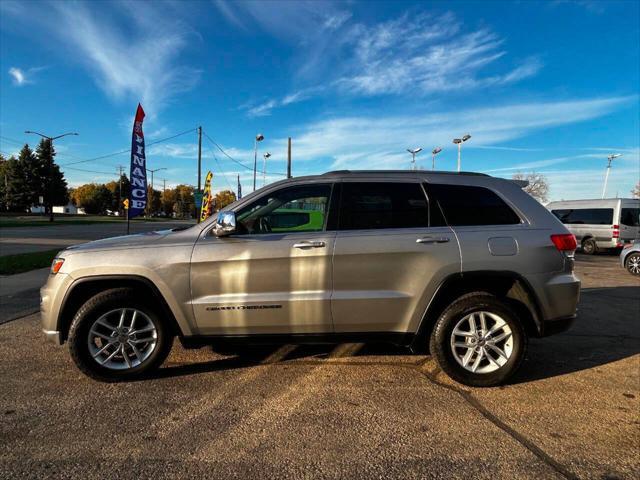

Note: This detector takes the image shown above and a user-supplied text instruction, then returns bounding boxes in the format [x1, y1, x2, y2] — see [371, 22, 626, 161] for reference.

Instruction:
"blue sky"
[1, 0, 638, 201]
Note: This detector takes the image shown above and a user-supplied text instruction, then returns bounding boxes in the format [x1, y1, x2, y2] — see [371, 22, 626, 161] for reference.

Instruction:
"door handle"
[293, 240, 326, 249]
[416, 237, 450, 244]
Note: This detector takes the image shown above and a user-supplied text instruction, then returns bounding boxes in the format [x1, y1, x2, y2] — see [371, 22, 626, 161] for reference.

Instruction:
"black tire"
[68, 288, 173, 382]
[429, 292, 527, 387]
[582, 238, 597, 255]
[626, 253, 640, 276]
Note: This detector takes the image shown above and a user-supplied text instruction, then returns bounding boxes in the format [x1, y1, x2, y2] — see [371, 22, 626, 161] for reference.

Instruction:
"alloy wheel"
[87, 308, 158, 370]
[627, 254, 640, 275]
[450, 311, 513, 374]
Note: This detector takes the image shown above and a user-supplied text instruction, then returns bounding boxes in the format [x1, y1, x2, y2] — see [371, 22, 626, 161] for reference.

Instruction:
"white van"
[547, 198, 640, 254]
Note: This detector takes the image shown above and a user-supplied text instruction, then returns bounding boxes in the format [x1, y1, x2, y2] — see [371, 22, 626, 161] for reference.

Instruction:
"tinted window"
[236, 184, 331, 234]
[427, 184, 521, 226]
[339, 183, 428, 230]
[551, 208, 614, 225]
[621, 208, 640, 226]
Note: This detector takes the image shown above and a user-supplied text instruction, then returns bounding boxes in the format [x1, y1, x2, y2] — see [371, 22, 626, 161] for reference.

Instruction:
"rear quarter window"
[427, 184, 521, 226]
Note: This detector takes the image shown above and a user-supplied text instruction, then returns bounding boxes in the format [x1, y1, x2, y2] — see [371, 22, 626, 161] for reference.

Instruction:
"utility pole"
[197, 126, 202, 192]
[287, 137, 292, 178]
[237, 174, 242, 199]
[24, 130, 78, 222]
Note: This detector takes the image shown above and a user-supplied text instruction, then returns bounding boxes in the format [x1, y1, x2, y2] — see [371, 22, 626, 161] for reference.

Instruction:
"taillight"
[51, 258, 65, 274]
[612, 224, 620, 238]
[550, 234, 577, 252]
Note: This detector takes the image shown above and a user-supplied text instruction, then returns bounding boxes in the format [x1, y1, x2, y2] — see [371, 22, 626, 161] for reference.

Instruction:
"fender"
[57, 274, 194, 341]
[414, 270, 544, 342]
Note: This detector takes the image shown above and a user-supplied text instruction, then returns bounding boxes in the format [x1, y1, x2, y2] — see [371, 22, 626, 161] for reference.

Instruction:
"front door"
[191, 183, 336, 335]
[331, 181, 461, 333]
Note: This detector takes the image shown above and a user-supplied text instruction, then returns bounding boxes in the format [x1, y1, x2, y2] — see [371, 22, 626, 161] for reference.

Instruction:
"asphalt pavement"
[0, 220, 194, 256]
[0, 255, 638, 479]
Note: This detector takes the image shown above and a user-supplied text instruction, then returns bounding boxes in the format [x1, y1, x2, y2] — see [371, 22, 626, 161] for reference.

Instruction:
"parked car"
[547, 198, 640, 254]
[620, 239, 640, 276]
[41, 170, 580, 387]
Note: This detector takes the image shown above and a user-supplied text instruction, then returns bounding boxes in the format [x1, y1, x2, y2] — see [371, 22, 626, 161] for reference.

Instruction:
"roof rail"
[321, 169, 489, 177]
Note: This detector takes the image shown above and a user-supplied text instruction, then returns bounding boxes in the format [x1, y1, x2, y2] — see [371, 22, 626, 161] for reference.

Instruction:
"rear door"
[619, 204, 640, 242]
[331, 181, 460, 333]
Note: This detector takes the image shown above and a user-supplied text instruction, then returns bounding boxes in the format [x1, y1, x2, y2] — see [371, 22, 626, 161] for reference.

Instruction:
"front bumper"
[40, 272, 72, 345]
[42, 329, 63, 345]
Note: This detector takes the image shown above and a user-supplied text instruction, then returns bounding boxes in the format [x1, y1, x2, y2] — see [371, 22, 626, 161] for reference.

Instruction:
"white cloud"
[8, 67, 26, 85]
[232, 8, 543, 115]
[4, 2, 200, 113]
[264, 96, 633, 169]
[8, 66, 44, 86]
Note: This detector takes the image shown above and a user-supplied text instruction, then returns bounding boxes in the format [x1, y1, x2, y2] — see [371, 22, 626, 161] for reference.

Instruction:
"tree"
[512, 172, 549, 203]
[174, 184, 195, 218]
[213, 190, 237, 211]
[146, 186, 162, 216]
[9, 144, 36, 210]
[71, 183, 112, 214]
[161, 188, 178, 217]
[632, 182, 640, 199]
[105, 174, 130, 214]
[34, 139, 68, 212]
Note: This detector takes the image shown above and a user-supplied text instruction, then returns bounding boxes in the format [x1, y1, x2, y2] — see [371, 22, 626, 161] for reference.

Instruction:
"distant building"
[31, 202, 86, 215]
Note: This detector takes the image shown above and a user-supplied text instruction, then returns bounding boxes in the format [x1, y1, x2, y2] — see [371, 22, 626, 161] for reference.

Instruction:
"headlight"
[51, 258, 65, 274]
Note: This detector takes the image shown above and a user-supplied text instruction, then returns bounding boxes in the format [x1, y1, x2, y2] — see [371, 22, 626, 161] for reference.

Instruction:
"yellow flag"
[200, 171, 214, 222]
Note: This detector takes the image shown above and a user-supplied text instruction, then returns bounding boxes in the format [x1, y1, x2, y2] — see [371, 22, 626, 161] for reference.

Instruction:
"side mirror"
[213, 211, 237, 237]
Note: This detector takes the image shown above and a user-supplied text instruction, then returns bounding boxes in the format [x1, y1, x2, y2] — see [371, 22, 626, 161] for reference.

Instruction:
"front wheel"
[429, 292, 527, 387]
[68, 288, 173, 382]
[626, 253, 640, 276]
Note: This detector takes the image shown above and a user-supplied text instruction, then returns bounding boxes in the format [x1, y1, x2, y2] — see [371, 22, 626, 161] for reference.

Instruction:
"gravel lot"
[0, 254, 638, 479]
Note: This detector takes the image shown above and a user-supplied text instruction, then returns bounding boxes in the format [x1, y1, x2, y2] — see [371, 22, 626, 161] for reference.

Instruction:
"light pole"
[452, 134, 471, 172]
[431, 147, 442, 170]
[602, 154, 622, 199]
[262, 152, 271, 187]
[146, 167, 167, 216]
[407, 148, 422, 170]
[24, 130, 78, 222]
[253, 133, 264, 191]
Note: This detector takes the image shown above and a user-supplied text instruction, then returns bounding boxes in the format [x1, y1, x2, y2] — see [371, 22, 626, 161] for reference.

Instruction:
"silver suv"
[41, 171, 580, 387]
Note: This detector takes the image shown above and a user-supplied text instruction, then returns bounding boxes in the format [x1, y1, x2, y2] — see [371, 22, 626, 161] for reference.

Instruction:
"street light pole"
[24, 130, 78, 222]
[406, 148, 422, 170]
[146, 167, 167, 216]
[452, 134, 471, 172]
[602, 154, 622, 199]
[431, 147, 442, 170]
[262, 152, 271, 187]
[253, 133, 264, 191]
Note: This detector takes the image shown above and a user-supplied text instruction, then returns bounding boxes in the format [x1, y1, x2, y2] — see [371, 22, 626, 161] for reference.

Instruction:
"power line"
[60, 127, 198, 167]
[202, 130, 287, 177]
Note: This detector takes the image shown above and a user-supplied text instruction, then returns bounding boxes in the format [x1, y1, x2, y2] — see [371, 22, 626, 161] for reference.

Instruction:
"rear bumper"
[539, 314, 576, 337]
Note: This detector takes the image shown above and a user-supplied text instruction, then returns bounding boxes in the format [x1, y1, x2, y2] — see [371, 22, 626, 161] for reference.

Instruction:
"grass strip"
[0, 249, 60, 275]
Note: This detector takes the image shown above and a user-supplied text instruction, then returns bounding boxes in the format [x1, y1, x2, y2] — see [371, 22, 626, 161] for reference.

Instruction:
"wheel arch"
[58, 275, 184, 343]
[413, 270, 543, 351]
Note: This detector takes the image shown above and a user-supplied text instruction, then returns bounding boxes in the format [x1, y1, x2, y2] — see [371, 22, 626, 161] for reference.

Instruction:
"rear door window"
[621, 208, 640, 226]
[338, 182, 429, 230]
[426, 184, 521, 226]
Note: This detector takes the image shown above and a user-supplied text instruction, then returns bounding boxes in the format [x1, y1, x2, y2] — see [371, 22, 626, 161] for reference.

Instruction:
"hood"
[64, 229, 173, 253]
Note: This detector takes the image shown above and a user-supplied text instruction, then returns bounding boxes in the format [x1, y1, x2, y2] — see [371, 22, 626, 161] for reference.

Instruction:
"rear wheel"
[429, 292, 527, 387]
[626, 253, 640, 276]
[582, 238, 597, 255]
[68, 288, 173, 382]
